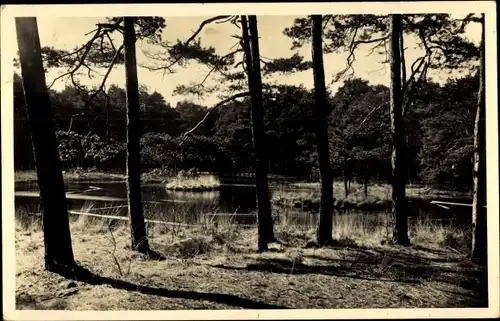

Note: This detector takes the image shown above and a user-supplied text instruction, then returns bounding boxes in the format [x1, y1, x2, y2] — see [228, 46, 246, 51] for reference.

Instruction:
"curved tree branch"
[83, 44, 124, 109]
[47, 18, 124, 90]
[186, 16, 232, 44]
[179, 91, 250, 146]
[142, 15, 233, 73]
[47, 26, 103, 89]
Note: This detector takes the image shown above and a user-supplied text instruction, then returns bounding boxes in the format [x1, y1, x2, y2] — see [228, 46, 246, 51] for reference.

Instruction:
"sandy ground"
[14, 224, 488, 310]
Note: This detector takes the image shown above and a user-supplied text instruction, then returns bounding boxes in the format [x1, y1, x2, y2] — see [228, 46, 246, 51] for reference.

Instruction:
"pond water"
[14, 178, 473, 227]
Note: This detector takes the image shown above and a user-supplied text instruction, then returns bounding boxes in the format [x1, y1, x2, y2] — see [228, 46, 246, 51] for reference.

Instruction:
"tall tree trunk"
[123, 17, 150, 253]
[311, 15, 335, 246]
[242, 15, 276, 252]
[343, 159, 349, 197]
[106, 98, 111, 143]
[389, 14, 411, 245]
[364, 175, 369, 198]
[472, 14, 487, 264]
[15, 17, 76, 271]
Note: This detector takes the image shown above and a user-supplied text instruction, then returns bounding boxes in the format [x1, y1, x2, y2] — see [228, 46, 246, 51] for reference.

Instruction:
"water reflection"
[14, 180, 472, 228]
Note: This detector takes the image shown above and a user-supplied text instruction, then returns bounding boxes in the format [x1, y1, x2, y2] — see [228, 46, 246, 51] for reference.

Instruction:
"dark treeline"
[14, 71, 478, 191]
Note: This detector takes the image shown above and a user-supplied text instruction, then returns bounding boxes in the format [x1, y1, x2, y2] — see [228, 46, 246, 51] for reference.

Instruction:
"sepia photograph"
[1, 2, 499, 320]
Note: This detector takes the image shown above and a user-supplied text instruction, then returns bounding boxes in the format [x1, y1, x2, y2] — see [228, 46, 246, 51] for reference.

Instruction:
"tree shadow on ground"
[207, 244, 488, 307]
[50, 264, 286, 310]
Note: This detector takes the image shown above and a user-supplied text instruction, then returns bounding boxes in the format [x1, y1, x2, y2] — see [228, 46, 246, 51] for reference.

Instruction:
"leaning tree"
[15, 17, 76, 272]
[242, 16, 276, 250]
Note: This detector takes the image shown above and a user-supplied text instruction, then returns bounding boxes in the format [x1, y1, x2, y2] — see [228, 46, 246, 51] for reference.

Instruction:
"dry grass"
[272, 181, 471, 212]
[271, 186, 391, 212]
[14, 207, 487, 310]
[288, 181, 470, 199]
[15, 170, 126, 184]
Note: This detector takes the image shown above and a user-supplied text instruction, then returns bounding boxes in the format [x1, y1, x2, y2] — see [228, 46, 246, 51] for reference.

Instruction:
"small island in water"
[165, 170, 221, 192]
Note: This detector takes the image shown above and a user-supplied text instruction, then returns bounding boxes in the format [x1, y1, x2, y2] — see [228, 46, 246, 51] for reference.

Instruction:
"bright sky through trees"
[37, 15, 481, 106]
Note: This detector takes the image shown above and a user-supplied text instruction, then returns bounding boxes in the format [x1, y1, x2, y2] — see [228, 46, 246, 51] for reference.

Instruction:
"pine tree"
[471, 13, 486, 264]
[311, 15, 335, 246]
[15, 17, 76, 271]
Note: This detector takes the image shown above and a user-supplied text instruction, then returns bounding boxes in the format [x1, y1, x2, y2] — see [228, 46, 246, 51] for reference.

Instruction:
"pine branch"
[403, 57, 431, 115]
[47, 26, 104, 89]
[142, 16, 235, 73]
[216, 16, 236, 24]
[322, 15, 333, 31]
[46, 18, 125, 89]
[350, 103, 385, 136]
[179, 92, 250, 146]
[262, 53, 313, 75]
[332, 26, 390, 84]
[186, 16, 232, 44]
[67, 112, 86, 133]
[105, 32, 116, 52]
[84, 45, 124, 110]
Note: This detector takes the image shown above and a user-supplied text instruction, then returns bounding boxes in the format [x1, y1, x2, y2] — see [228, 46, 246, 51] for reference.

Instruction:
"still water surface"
[14, 179, 472, 227]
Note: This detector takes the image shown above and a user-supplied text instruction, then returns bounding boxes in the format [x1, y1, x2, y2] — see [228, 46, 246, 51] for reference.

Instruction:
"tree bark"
[343, 159, 349, 197]
[471, 14, 487, 264]
[106, 99, 111, 143]
[364, 176, 368, 198]
[124, 17, 150, 253]
[389, 14, 411, 245]
[242, 15, 276, 252]
[311, 15, 335, 246]
[15, 17, 76, 271]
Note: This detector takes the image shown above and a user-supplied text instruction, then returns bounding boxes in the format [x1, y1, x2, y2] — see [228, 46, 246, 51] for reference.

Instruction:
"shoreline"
[14, 170, 473, 212]
[14, 170, 472, 193]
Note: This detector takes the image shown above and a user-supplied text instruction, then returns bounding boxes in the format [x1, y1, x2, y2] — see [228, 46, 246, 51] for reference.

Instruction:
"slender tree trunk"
[241, 15, 276, 252]
[389, 14, 411, 245]
[124, 17, 150, 253]
[106, 99, 111, 143]
[343, 159, 349, 197]
[364, 175, 368, 198]
[311, 15, 335, 246]
[472, 14, 487, 264]
[15, 17, 76, 271]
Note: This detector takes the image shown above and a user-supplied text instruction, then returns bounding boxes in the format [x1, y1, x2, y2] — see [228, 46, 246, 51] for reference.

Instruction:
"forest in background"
[14, 71, 478, 191]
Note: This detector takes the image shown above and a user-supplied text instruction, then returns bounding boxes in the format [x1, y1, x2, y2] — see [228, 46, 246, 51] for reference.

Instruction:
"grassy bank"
[272, 181, 472, 213]
[288, 181, 472, 200]
[15, 169, 175, 184]
[14, 208, 486, 310]
[15, 170, 126, 184]
[15, 170, 220, 187]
